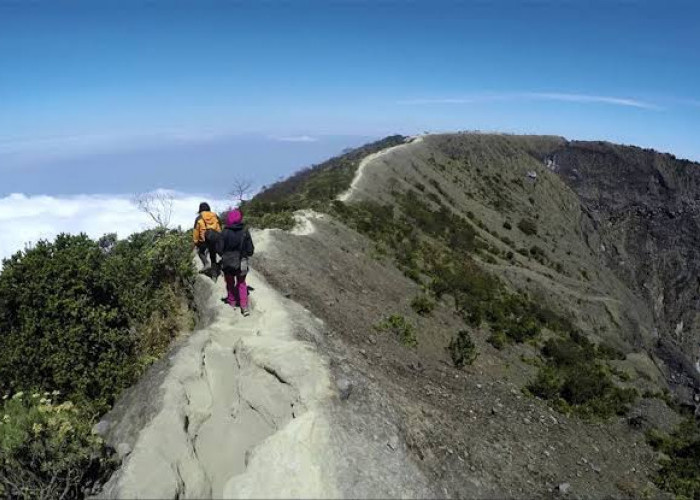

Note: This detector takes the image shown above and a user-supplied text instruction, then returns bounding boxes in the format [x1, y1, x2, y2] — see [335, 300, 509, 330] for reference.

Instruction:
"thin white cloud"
[0, 191, 230, 260]
[527, 92, 661, 110]
[272, 135, 319, 143]
[398, 92, 661, 110]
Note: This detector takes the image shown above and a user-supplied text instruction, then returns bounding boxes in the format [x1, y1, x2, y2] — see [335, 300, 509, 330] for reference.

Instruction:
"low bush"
[528, 332, 638, 418]
[517, 218, 538, 236]
[646, 419, 700, 498]
[448, 330, 478, 367]
[375, 314, 417, 347]
[0, 392, 115, 499]
[0, 231, 195, 412]
[487, 331, 508, 350]
[528, 365, 561, 400]
[410, 294, 436, 316]
[245, 210, 296, 230]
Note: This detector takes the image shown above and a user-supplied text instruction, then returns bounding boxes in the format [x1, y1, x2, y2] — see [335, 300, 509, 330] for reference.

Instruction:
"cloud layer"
[0, 192, 231, 261]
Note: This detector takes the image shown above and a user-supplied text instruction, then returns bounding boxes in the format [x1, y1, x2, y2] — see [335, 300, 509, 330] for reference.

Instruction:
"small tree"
[229, 178, 253, 205]
[133, 191, 174, 229]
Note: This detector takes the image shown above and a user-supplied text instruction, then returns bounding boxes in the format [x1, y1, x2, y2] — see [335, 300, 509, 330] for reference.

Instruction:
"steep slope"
[551, 141, 700, 391]
[253, 211, 664, 498]
[339, 133, 700, 397]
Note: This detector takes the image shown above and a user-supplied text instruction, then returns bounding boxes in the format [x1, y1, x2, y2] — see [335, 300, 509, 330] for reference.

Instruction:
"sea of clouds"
[0, 191, 232, 260]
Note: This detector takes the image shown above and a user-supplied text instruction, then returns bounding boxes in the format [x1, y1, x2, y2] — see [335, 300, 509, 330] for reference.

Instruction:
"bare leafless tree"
[132, 191, 174, 229]
[229, 178, 253, 205]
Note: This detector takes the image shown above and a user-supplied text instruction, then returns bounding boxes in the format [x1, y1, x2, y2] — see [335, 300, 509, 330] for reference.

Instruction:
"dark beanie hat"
[198, 202, 211, 212]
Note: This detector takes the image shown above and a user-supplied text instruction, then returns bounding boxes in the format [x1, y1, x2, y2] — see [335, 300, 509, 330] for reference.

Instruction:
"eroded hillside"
[315, 133, 700, 398]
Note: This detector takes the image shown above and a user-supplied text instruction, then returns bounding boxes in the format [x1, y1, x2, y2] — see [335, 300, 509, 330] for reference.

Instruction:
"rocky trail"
[97, 233, 338, 499]
[96, 224, 435, 499]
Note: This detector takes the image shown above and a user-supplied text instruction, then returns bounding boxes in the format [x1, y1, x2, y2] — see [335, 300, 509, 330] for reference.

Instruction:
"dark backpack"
[204, 228, 222, 252]
[220, 226, 249, 273]
[220, 249, 241, 273]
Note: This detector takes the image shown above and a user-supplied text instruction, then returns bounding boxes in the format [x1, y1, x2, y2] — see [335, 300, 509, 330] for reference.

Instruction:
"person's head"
[226, 208, 243, 226]
[198, 202, 211, 213]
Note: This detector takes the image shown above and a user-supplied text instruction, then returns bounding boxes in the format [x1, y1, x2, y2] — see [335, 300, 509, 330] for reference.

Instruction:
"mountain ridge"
[91, 132, 700, 498]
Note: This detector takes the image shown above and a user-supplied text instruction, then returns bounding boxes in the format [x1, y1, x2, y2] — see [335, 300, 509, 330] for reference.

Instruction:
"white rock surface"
[99, 232, 337, 499]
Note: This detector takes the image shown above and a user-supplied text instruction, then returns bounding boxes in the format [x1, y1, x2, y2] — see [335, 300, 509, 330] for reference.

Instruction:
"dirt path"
[337, 135, 424, 202]
[99, 232, 339, 499]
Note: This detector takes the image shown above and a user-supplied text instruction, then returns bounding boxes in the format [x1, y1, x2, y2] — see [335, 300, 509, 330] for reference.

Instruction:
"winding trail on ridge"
[337, 135, 424, 203]
[99, 230, 338, 499]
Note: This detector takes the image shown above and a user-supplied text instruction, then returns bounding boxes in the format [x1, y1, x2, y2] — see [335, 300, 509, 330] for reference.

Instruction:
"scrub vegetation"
[0, 229, 195, 497]
[526, 332, 638, 418]
[375, 314, 418, 348]
[646, 419, 700, 499]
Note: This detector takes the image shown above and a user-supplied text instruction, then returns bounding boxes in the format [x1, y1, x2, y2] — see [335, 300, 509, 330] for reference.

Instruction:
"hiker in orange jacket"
[193, 202, 222, 275]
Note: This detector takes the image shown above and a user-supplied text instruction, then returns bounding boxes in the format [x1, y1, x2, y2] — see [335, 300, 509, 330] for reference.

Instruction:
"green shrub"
[646, 420, 700, 499]
[0, 392, 115, 499]
[542, 336, 595, 367]
[529, 331, 638, 418]
[517, 218, 538, 236]
[375, 314, 417, 347]
[410, 294, 436, 316]
[448, 330, 478, 367]
[0, 231, 195, 413]
[0, 230, 195, 497]
[502, 221, 512, 230]
[527, 365, 562, 400]
[560, 365, 612, 405]
[246, 210, 296, 230]
[487, 330, 507, 350]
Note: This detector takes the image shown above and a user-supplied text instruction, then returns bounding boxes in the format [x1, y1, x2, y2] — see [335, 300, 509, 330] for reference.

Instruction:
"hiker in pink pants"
[219, 209, 255, 316]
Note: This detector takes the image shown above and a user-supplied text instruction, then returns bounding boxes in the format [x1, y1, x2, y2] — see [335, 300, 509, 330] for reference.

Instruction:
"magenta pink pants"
[224, 273, 248, 308]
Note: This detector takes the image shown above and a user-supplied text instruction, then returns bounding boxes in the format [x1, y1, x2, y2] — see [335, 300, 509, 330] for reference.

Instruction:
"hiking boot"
[241, 307, 250, 317]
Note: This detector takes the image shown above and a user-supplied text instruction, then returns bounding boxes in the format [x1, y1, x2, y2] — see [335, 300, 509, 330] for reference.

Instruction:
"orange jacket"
[193, 211, 222, 244]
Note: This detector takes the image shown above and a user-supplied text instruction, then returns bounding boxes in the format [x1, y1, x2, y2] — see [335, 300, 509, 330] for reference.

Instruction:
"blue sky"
[1, 0, 699, 197]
